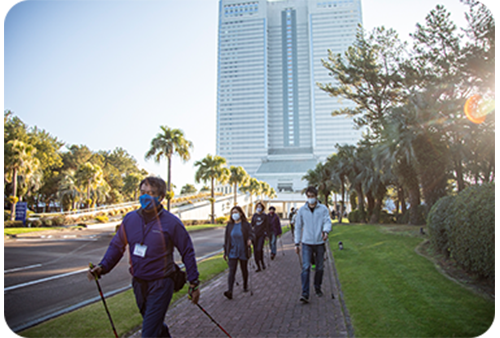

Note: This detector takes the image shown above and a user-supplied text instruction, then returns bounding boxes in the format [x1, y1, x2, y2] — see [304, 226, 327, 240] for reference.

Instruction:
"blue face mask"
[139, 194, 160, 210]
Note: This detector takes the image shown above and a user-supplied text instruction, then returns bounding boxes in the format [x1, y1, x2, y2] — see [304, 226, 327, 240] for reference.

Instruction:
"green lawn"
[329, 224, 494, 337]
[20, 254, 228, 338]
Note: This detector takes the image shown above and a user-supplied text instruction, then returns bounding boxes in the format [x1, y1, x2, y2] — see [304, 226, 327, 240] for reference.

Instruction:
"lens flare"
[464, 95, 495, 124]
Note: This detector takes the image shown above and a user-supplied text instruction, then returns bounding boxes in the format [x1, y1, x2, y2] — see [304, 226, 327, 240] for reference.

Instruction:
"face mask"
[140, 194, 160, 210]
[307, 197, 317, 205]
[232, 213, 241, 222]
[256, 207, 262, 213]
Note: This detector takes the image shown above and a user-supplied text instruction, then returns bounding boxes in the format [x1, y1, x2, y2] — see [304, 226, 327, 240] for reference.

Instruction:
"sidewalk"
[130, 230, 352, 338]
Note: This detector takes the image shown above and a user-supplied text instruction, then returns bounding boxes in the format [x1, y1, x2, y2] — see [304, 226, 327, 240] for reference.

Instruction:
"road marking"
[4, 264, 43, 274]
[4, 268, 88, 292]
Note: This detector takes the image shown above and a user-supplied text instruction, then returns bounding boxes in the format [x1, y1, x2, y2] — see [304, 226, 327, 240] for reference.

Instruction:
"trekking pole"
[248, 247, 254, 296]
[324, 239, 336, 299]
[89, 263, 119, 338]
[194, 303, 232, 338]
[279, 236, 285, 256]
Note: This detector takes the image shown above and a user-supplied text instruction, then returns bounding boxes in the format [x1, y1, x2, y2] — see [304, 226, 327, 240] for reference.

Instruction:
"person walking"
[294, 186, 332, 303]
[289, 207, 297, 236]
[223, 206, 254, 299]
[267, 206, 282, 260]
[251, 202, 269, 272]
[87, 177, 200, 338]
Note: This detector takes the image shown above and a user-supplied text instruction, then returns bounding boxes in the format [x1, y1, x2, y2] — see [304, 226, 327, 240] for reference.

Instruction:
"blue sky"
[2, 0, 496, 193]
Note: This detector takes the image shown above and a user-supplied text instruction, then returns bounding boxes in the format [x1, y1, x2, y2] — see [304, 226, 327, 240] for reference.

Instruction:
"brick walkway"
[130, 230, 351, 338]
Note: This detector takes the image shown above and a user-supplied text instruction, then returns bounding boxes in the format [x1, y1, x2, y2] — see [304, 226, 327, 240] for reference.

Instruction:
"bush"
[52, 216, 67, 226]
[427, 195, 456, 256]
[30, 219, 43, 227]
[379, 210, 395, 224]
[449, 184, 495, 280]
[42, 218, 53, 226]
[215, 216, 229, 224]
[427, 184, 495, 280]
[348, 209, 363, 223]
[95, 215, 109, 223]
[4, 220, 24, 228]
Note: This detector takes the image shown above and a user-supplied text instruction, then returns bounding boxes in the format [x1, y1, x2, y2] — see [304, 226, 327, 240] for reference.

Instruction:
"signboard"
[15, 202, 28, 226]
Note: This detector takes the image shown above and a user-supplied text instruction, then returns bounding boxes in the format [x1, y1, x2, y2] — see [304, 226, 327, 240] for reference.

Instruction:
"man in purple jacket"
[268, 206, 282, 260]
[87, 177, 200, 338]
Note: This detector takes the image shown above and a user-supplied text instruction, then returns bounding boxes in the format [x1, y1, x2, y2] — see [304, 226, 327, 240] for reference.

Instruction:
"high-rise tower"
[216, 0, 363, 192]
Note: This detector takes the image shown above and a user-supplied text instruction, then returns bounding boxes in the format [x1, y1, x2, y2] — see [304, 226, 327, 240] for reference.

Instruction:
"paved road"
[4, 225, 225, 332]
[129, 230, 352, 338]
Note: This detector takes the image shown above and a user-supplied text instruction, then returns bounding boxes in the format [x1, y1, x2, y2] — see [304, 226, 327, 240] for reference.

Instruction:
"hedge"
[427, 183, 494, 280]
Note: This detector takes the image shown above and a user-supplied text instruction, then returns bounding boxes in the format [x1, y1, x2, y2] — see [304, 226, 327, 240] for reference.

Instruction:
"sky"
[2, 0, 497, 194]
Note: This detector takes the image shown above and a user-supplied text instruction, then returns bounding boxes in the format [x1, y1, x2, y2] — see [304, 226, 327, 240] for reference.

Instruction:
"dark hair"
[305, 186, 318, 197]
[229, 205, 248, 224]
[255, 201, 265, 210]
[269, 206, 276, 211]
[139, 176, 167, 198]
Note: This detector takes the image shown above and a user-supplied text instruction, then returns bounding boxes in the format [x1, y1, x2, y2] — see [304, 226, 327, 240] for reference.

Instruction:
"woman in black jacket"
[251, 202, 269, 272]
[223, 205, 254, 299]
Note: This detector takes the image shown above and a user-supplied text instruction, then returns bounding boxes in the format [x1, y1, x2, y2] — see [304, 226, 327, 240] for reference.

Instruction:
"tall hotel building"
[216, 0, 363, 192]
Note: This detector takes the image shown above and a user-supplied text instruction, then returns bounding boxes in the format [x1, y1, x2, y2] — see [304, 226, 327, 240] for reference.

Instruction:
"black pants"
[227, 258, 248, 292]
[253, 235, 266, 268]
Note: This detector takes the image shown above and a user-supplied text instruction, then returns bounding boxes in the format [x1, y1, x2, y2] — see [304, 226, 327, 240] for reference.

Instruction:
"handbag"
[171, 263, 187, 292]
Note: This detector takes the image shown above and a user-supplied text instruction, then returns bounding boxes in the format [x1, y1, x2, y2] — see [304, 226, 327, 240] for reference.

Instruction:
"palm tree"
[241, 177, 263, 215]
[145, 126, 193, 211]
[58, 170, 82, 211]
[75, 162, 105, 208]
[228, 166, 249, 206]
[303, 162, 334, 207]
[194, 155, 230, 224]
[122, 172, 144, 201]
[5, 140, 40, 220]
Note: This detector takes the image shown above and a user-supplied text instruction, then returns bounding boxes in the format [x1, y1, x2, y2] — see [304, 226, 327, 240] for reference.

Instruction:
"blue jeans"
[133, 277, 175, 338]
[301, 243, 325, 297]
[270, 234, 278, 255]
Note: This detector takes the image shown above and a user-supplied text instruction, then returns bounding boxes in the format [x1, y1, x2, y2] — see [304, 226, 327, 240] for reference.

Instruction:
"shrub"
[379, 210, 395, 224]
[95, 215, 109, 223]
[215, 216, 229, 224]
[52, 216, 66, 226]
[4, 220, 24, 228]
[29, 219, 43, 227]
[41, 218, 53, 226]
[448, 184, 495, 280]
[348, 209, 363, 223]
[427, 195, 456, 256]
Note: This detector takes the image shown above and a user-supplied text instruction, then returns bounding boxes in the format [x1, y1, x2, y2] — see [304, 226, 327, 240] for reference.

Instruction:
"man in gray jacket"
[294, 186, 332, 303]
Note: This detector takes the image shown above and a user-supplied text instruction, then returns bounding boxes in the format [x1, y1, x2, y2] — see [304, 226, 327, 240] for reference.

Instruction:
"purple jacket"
[99, 207, 199, 283]
[268, 213, 282, 236]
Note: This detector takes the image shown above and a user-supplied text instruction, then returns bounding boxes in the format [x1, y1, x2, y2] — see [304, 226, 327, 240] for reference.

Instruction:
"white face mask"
[256, 207, 262, 213]
[232, 213, 241, 221]
[307, 197, 317, 205]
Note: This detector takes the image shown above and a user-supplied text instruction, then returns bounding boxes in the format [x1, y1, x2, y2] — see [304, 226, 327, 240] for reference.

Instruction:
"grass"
[20, 254, 228, 338]
[329, 224, 494, 337]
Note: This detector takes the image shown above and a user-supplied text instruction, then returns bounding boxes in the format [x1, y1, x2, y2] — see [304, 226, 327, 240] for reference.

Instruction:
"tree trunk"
[10, 167, 18, 221]
[211, 177, 215, 224]
[234, 183, 238, 206]
[407, 184, 422, 225]
[355, 183, 366, 223]
[167, 156, 172, 211]
[339, 179, 345, 223]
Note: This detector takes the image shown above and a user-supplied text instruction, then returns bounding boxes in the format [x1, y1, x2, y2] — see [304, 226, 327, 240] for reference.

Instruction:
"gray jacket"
[294, 202, 332, 246]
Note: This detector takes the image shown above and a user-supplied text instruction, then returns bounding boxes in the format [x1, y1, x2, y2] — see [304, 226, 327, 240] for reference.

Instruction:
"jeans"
[253, 235, 266, 267]
[227, 258, 248, 292]
[301, 243, 325, 297]
[132, 277, 175, 338]
[270, 234, 278, 255]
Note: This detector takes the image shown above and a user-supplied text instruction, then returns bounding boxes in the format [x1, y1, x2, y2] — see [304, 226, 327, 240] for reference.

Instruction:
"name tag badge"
[133, 243, 148, 258]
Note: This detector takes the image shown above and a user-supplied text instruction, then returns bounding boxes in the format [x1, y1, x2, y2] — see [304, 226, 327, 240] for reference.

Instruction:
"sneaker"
[271, 253, 275, 260]
[315, 289, 323, 297]
[243, 287, 249, 293]
[300, 294, 309, 303]
[255, 268, 262, 273]
[223, 291, 233, 300]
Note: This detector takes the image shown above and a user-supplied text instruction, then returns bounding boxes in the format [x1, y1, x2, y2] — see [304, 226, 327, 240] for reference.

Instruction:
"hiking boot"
[300, 294, 309, 303]
[223, 291, 233, 300]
